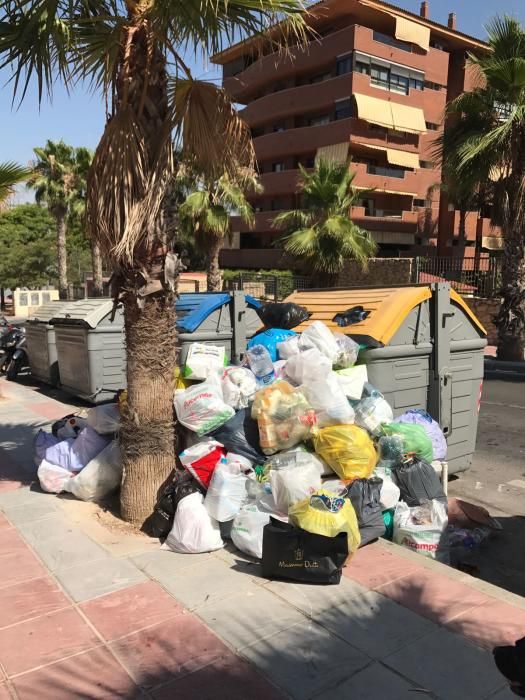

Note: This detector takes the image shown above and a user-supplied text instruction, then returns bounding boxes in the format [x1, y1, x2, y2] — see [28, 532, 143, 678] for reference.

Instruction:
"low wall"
[337, 258, 413, 287]
[463, 297, 500, 345]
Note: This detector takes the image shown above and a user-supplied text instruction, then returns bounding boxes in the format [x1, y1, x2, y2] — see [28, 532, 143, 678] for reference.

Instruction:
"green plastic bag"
[381, 423, 433, 463]
[382, 509, 395, 541]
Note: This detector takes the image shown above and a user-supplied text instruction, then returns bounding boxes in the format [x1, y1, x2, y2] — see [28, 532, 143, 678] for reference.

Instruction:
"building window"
[373, 31, 412, 53]
[424, 80, 444, 91]
[335, 98, 353, 121]
[390, 73, 410, 95]
[414, 198, 426, 207]
[251, 126, 264, 138]
[308, 114, 331, 126]
[430, 40, 448, 52]
[273, 123, 286, 132]
[355, 60, 370, 75]
[420, 160, 435, 169]
[369, 123, 388, 135]
[370, 64, 390, 90]
[270, 198, 284, 211]
[336, 55, 353, 76]
[425, 122, 440, 131]
[367, 164, 406, 179]
[409, 77, 424, 91]
[272, 162, 285, 172]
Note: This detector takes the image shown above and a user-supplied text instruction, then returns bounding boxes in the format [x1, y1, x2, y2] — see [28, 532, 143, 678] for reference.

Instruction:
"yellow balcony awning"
[390, 102, 427, 134]
[393, 16, 430, 52]
[353, 93, 395, 130]
[386, 148, 420, 169]
[315, 142, 349, 165]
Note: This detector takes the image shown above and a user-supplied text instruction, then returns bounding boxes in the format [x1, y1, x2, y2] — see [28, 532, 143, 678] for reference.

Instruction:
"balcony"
[223, 23, 449, 103]
[230, 211, 281, 234]
[351, 162, 436, 198]
[351, 206, 418, 234]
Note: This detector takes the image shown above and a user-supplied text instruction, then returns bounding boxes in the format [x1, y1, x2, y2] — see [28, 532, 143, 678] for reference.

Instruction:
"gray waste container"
[51, 299, 126, 404]
[286, 283, 487, 475]
[51, 292, 262, 404]
[26, 300, 76, 385]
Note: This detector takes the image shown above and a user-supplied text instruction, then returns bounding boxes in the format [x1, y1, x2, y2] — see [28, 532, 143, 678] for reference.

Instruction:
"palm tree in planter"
[442, 16, 525, 361]
[28, 140, 88, 300]
[0, 0, 308, 525]
[275, 159, 377, 285]
[180, 170, 262, 291]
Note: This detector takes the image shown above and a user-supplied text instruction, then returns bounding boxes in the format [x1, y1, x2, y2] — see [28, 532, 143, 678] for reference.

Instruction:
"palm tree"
[0, 0, 308, 525]
[180, 170, 261, 291]
[442, 16, 525, 361]
[28, 140, 85, 299]
[275, 159, 377, 285]
[0, 161, 30, 207]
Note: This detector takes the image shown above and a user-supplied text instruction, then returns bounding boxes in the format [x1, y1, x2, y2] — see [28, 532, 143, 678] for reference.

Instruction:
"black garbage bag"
[209, 408, 265, 464]
[347, 477, 386, 547]
[258, 302, 310, 330]
[494, 637, 525, 692]
[332, 306, 370, 327]
[142, 470, 203, 538]
[262, 517, 348, 585]
[392, 457, 446, 507]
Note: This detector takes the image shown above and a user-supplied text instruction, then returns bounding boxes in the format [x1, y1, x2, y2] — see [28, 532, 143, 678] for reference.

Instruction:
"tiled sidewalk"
[0, 378, 523, 699]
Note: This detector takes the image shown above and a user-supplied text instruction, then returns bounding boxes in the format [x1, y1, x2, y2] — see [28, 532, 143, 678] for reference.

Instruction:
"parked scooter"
[0, 326, 28, 380]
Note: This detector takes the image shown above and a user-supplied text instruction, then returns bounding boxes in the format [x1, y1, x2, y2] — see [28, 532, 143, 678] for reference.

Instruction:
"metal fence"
[224, 273, 314, 301]
[414, 256, 502, 298]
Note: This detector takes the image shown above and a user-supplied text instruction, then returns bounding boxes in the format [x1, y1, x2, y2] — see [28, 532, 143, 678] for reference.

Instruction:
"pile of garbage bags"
[35, 403, 122, 502]
[159, 312, 455, 584]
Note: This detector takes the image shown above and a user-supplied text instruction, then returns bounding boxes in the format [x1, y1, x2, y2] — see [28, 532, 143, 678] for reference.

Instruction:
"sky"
[1, 0, 524, 203]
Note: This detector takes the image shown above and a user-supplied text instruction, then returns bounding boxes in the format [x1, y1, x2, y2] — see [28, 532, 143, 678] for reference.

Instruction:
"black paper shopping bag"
[261, 518, 348, 585]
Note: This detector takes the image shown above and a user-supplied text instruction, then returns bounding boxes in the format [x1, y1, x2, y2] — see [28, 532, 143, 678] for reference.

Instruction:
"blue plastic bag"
[396, 409, 447, 460]
[247, 329, 297, 362]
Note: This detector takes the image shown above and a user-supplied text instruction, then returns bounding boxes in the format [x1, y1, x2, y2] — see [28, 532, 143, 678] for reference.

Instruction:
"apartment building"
[212, 0, 502, 269]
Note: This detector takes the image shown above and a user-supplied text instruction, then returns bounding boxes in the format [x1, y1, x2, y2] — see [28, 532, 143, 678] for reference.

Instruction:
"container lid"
[285, 286, 486, 346]
[28, 300, 76, 324]
[50, 299, 116, 328]
[176, 293, 261, 333]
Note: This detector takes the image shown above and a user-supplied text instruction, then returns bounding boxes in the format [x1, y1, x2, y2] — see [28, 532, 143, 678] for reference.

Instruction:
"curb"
[484, 358, 525, 380]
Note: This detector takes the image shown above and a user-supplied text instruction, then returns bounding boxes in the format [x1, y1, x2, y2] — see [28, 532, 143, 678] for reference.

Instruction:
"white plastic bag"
[335, 365, 368, 400]
[231, 503, 273, 559]
[184, 343, 226, 380]
[299, 321, 339, 362]
[37, 459, 71, 494]
[375, 466, 401, 510]
[333, 333, 359, 369]
[265, 446, 334, 478]
[34, 430, 59, 467]
[277, 335, 301, 360]
[285, 348, 331, 385]
[179, 439, 225, 488]
[269, 464, 322, 514]
[165, 492, 224, 554]
[174, 382, 234, 436]
[301, 372, 355, 427]
[393, 499, 448, 562]
[45, 426, 110, 473]
[86, 404, 120, 434]
[204, 458, 251, 522]
[55, 416, 88, 440]
[354, 396, 394, 436]
[65, 440, 122, 501]
[221, 367, 257, 409]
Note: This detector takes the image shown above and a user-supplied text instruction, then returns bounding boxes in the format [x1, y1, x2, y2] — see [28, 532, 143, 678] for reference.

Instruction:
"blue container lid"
[176, 293, 261, 333]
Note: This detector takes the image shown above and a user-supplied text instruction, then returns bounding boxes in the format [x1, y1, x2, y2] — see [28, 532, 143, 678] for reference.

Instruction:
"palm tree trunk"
[91, 241, 104, 297]
[206, 238, 223, 291]
[120, 292, 177, 525]
[496, 234, 525, 361]
[56, 210, 68, 300]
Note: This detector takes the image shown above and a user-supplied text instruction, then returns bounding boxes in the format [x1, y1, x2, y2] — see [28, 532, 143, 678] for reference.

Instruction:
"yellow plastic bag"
[313, 425, 377, 481]
[289, 489, 361, 555]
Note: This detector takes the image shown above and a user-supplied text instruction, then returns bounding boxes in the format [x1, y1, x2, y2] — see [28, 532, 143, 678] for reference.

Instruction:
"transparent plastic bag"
[65, 440, 122, 502]
[183, 343, 226, 380]
[333, 333, 359, 369]
[301, 372, 355, 427]
[165, 492, 224, 554]
[396, 409, 447, 460]
[393, 499, 448, 562]
[335, 365, 368, 400]
[252, 381, 316, 456]
[277, 335, 301, 360]
[231, 503, 276, 559]
[221, 367, 257, 410]
[382, 423, 434, 463]
[284, 348, 331, 385]
[289, 489, 361, 555]
[354, 396, 394, 437]
[204, 457, 251, 522]
[269, 464, 322, 514]
[86, 404, 120, 435]
[313, 425, 377, 482]
[37, 460, 70, 494]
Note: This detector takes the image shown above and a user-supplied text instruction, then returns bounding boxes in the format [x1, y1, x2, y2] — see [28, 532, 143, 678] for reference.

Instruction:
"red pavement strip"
[0, 529, 287, 699]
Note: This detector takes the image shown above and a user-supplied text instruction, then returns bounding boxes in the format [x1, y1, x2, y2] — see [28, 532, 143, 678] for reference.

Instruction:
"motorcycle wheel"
[6, 357, 22, 381]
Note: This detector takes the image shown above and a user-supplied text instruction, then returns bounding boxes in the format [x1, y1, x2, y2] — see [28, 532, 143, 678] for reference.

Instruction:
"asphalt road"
[448, 377, 525, 596]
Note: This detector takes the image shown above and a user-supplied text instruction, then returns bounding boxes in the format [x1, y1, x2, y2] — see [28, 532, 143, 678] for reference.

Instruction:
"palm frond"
[0, 161, 30, 203]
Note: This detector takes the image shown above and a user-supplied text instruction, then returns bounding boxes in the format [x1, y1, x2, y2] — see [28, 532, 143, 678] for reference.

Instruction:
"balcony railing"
[366, 164, 407, 179]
